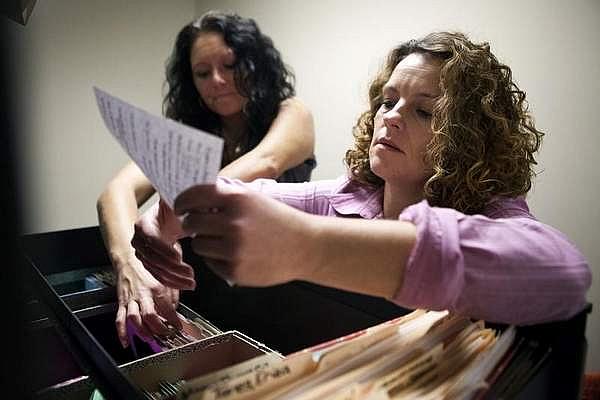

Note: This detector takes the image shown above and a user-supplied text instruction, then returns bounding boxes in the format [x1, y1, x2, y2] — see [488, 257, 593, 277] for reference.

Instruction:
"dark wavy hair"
[345, 31, 544, 214]
[163, 10, 295, 151]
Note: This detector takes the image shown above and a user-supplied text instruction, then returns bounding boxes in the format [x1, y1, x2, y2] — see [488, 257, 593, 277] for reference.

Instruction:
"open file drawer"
[19, 226, 280, 399]
[25, 295, 222, 394]
[34, 331, 280, 400]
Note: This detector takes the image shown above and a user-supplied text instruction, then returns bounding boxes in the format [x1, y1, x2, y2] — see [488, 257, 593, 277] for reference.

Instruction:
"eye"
[416, 109, 432, 119]
[381, 99, 396, 110]
[194, 70, 210, 79]
[224, 63, 235, 70]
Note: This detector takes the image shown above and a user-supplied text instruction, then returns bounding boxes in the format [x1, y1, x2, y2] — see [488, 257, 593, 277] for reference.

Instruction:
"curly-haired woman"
[135, 31, 591, 328]
[97, 11, 316, 348]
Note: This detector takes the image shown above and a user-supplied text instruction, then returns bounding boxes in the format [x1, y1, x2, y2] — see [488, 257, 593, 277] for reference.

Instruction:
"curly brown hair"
[345, 31, 544, 214]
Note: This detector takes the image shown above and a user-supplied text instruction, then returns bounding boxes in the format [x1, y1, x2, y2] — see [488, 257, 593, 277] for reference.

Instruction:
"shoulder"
[279, 97, 312, 117]
[482, 196, 535, 219]
[399, 196, 536, 229]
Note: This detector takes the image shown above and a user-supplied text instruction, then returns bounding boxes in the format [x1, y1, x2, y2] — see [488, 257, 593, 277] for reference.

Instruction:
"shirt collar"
[483, 196, 531, 218]
[327, 176, 531, 220]
[327, 175, 384, 219]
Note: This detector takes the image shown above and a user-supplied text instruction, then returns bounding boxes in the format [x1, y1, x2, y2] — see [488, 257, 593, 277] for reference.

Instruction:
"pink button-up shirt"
[232, 175, 591, 325]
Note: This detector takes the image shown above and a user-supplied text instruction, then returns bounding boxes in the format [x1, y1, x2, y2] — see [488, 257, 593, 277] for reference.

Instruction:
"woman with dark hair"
[97, 10, 316, 348]
[164, 10, 315, 179]
[135, 31, 590, 326]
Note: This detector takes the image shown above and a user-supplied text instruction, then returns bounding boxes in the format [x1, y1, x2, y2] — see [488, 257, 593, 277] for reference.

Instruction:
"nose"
[383, 104, 405, 131]
[210, 69, 227, 86]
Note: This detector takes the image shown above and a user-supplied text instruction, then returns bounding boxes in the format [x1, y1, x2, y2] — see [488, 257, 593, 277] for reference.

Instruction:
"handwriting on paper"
[94, 87, 224, 207]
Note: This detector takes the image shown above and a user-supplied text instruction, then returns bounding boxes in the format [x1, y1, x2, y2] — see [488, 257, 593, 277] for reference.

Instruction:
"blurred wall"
[9, 0, 195, 233]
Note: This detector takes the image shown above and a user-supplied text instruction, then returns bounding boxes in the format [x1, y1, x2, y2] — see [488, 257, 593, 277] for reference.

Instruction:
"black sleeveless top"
[219, 130, 316, 183]
[277, 156, 317, 183]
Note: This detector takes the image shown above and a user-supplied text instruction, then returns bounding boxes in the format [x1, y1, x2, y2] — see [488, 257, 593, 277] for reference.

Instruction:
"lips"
[211, 92, 235, 102]
[376, 137, 403, 153]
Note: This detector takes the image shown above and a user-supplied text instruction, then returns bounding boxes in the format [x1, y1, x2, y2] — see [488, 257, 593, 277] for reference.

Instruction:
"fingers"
[174, 183, 239, 216]
[117, 288, 182, 349]
[119, 297, 179, 347]
[170, 288, 180, 307]
[135, 248, 193, 285]
[125, 298, 151, 339]
[133, 245, 180, 274]
[135, 247, 196, 288]
[144, 263, 196, 290]
[115, 304, 129, 348]
[173, 241, 185, 262]
[153, 290, 182, 330]
[132, 237, 195, 290]
[138, 296, 172, 336]
[132, 224, 181, 260]
[180, 211, 230, 237]
[190, 235, 234, 262]
[174, 185, 218, 215]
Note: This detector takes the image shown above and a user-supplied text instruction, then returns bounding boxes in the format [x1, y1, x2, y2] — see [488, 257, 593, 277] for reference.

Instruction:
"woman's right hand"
[118, 199, 195, 348]
[115, 256, 181, 348]
[131, 199, 195, 290]
[97, 165, 195, 348]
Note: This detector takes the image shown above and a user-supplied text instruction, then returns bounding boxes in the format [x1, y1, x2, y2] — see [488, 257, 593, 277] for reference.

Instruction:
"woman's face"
[369, 52, 441, 188]
[190, 32, 247, 117]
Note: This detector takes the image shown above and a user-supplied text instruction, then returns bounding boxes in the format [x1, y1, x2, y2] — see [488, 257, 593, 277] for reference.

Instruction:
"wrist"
[108, 248, 139, 271]
[294, 214, 327, 283]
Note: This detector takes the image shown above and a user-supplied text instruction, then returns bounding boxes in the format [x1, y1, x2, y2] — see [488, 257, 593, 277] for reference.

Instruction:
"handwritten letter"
[94, 87, 223, 207]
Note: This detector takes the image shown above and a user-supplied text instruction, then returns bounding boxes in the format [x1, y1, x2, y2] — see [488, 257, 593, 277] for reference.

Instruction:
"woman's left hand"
[173, 182, 315, 286]
[131, 199, 195, 290]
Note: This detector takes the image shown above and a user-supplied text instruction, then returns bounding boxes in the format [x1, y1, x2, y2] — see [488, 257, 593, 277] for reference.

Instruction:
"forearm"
[97, 184, 144, 269]
[220, 97, 315, 182]
[299, 215, 417, 300]
[97, 165, 156, 270]
[219, 149, 281, 181]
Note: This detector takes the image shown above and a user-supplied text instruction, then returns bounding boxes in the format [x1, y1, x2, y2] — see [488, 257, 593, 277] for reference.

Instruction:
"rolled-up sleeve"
[220, 176, 342, 216]
[395, 200, 591, 325]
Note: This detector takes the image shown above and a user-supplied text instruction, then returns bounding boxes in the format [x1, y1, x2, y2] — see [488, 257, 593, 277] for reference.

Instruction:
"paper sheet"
[94, 87, 224, 207]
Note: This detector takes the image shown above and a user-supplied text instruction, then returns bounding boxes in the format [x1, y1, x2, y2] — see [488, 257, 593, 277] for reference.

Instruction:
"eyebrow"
[381, 85, 438, 99]
[191, 52, 235, 69]
[192, 62, 208, 70]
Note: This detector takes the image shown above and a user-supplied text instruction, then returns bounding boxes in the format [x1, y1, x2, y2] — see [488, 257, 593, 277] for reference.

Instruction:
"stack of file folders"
[131, 309, 551, 400]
